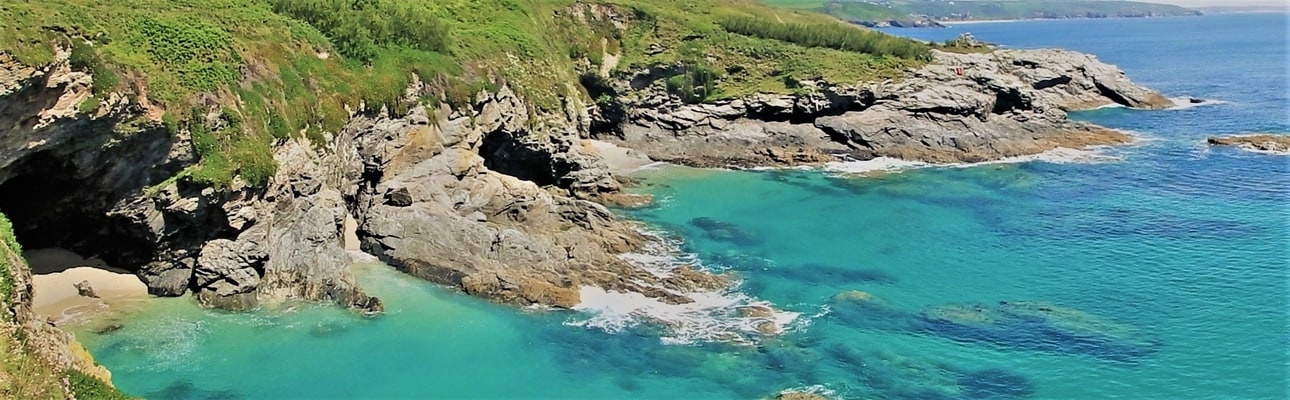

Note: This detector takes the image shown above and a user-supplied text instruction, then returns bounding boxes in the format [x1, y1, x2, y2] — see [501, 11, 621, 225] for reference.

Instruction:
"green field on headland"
[1, 0, 930, 188]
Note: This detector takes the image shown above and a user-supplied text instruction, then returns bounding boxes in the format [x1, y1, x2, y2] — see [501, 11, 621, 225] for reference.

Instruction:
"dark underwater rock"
[690, 217, 763, 245]
[771, 263, 897, 285]
[826, 343, 1035, 400]
[826, 291, 917, 332]
[919, 301, 1161, 362]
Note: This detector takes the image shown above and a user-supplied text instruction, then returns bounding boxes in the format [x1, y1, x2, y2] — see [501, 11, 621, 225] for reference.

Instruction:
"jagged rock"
[1207, 135, 1290, 154]
[774, 392, 827, 400]
[350, 91, 727, 309]
[74, 280, 99, 298]
[601, 48, 1170, 167]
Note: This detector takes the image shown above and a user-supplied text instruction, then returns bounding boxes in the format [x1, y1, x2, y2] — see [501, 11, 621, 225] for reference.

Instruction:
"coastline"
[26, 248, 150, 327]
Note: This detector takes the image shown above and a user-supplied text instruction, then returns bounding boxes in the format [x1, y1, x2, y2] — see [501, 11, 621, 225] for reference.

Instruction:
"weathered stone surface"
[1207, 134, 1290, 154]
[601, 48, 1170, 167]
[73, 280, 98, 298]
[352, 100, 726, 308]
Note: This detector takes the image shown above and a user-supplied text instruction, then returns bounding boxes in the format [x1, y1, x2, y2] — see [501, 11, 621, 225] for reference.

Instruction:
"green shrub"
[0, 212, 16, 306]
[128, 16, 239, 91]
[67, 369, 133, 400]
[718, 14, 930, 59]
[268, 0, 451, 63]
[68, 42, 119, 95]
[665, 63, 721, 103]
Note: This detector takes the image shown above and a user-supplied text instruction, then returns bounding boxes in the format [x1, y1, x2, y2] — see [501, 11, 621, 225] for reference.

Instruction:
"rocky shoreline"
[1207, 134, 1290, 154]
[0, 41, 1171, 318]
[598, 48, 1171, 168]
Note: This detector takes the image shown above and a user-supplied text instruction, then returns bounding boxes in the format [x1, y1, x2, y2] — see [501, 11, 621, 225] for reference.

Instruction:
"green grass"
[1, 0, 930, 187]
[67, 369, 133, 400]
[0, 213, 17, 307]
[759, 0, 1199, 22]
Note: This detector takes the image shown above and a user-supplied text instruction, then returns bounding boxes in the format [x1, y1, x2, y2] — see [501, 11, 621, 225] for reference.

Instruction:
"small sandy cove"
[25, 248, 149, 326]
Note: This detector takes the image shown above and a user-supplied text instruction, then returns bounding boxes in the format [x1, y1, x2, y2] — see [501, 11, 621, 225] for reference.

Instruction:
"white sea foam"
[822, 157, 928, 174]
[566, 229, 799, 345]
[631, 161, 671, 172]
[568, 286, 799, 345]
[823, 146, 1120, 177]
[779, 385, 839, 399]
[1166, 97, 1227, 111]
[957, 146, 1121, 166]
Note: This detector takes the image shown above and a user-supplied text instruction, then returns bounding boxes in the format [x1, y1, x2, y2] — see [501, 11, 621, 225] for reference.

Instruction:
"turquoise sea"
[76, 13, 1288, 399]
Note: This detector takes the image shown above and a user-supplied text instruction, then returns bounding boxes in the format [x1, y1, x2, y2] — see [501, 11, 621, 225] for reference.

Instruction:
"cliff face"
[599, 48, 1174, 166]
[0, 47, 727, 314]
[0, 39, 1174, 313]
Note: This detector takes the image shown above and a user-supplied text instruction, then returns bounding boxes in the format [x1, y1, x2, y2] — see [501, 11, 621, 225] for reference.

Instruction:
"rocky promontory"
[0, 49, 727, 314]
[598, 48, 1172, 166]
[0, 39, 1174, 315]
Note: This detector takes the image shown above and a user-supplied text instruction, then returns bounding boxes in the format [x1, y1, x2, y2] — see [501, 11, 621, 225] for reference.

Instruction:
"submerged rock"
[773, 392, 827, 400]
[690, 217, 763, 245]
[919, 301, 1161, 362]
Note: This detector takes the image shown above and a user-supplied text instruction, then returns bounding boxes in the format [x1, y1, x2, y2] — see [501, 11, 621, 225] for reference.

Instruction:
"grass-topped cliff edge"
[1, 0, 932, 188]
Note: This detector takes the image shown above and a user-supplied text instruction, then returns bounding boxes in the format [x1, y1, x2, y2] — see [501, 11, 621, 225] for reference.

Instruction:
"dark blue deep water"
[79, 13, 1288, 399]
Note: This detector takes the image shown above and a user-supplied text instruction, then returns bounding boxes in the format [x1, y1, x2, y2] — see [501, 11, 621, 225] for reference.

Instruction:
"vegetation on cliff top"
[1, 0, 928, 187]
[760, 0, 1200, 23]
[0, 213, 17, 305]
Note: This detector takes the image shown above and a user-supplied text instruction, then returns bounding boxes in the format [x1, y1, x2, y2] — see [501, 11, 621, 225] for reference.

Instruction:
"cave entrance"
[478, 131, 564, 187]
[0, 151, 155, 273]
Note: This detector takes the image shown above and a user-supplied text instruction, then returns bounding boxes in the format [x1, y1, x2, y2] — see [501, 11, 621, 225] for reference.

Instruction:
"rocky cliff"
[0, 48, 728, 315]
[0, 39, 1174, 313]
[598, 47, 1173, 166]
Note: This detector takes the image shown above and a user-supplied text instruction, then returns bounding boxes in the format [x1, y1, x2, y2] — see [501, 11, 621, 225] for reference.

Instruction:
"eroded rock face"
[1, 51, 692, 312]
[1207, 135, 1290, 154]
[349, 91, 727, 309]
[602, 48, 1172, 166]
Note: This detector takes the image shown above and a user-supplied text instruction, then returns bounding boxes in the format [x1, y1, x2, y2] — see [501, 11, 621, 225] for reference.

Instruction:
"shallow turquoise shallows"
[78, 13, 1288, 399]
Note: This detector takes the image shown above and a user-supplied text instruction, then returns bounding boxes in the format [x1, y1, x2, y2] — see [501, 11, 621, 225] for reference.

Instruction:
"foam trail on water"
[1166, 97, 1227, 110]
[823, 146, 1121, 177]
[823, 157, 928, 175]
[566, 229, 799, 345]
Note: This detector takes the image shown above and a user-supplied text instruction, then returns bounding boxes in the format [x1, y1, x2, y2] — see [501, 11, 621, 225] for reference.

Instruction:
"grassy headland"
[762, 0, 1201, 24]
[2, 0, 930, 187]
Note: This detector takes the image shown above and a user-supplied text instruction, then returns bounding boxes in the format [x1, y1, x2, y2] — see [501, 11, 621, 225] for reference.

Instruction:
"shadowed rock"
[770, 263, 897, 285]
[826, 343, 1034, 400]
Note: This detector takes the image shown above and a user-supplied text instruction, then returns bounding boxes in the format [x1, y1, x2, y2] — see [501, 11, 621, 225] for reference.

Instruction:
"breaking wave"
[565, 229, 799, 345]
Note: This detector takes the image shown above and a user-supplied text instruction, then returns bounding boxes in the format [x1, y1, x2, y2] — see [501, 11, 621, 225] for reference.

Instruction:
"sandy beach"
[25, 248, 150, 326]
[588, 139, 657, 174]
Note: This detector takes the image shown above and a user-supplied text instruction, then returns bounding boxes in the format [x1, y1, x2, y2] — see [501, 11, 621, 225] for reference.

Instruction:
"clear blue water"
[77, 13, 1288, 399]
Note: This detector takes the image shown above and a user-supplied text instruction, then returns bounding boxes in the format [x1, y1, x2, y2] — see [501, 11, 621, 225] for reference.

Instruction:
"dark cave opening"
[0, 151, 156, 272]
[478, 131, 565, 187]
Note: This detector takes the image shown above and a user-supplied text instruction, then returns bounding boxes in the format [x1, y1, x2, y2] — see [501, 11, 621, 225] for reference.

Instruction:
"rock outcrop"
[350, 88, 727, 308]
[0, 41, 1173, 318]
[0, 49, 730, 313]
[600, 48, 1173, 166]
[1207, 135, 1290, 154]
